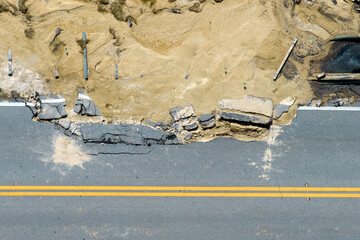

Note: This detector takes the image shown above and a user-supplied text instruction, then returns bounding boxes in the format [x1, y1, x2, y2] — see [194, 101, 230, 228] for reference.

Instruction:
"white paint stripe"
[78, 93, 91, 100]
[40, 98, 65, 104]
[298, 106, 360, 111]
[0, 102, 26, 107]
[26, 102, 35, 107]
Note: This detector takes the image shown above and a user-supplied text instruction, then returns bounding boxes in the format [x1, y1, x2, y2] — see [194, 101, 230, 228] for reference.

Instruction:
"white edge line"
[0, 102, 36, 107]
[299, 106, 360, 111]
[78, 93, 91, 100]
[0, 102, 26, 107]
[40, 98, 66, 104]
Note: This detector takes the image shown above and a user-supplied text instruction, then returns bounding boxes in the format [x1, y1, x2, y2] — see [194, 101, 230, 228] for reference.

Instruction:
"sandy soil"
[0, 0, 359, 129]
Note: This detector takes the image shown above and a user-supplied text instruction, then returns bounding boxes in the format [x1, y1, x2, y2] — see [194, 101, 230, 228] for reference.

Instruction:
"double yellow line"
[1, 186, 360, 198]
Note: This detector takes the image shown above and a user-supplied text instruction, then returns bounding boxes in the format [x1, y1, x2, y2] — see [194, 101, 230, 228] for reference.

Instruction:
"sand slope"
[0, 0, 358, 125]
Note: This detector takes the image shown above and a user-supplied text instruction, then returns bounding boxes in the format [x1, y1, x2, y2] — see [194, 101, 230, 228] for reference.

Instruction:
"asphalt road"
[1, 105, 360, 239]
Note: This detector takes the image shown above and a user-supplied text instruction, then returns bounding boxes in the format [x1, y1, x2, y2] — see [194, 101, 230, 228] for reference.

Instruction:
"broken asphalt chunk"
[74, 89, 102, 116]
[198, 113, 216, 129]
[220, 111, 272, 126]
[79, 123, 178, 145]
[37, 94, 67, 120]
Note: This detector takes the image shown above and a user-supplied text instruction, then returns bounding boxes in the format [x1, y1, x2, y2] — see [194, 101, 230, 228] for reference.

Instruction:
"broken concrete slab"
[220, 111, 272, 126]
[218, 95, 273, 117]
[169, 105, 195, 121]
[56, 120, 71, 130]
[74, 89, 102, 116]
[198, 114, 216, 129]
[37, 95, 67, 120]
[274, 97, 296, 119]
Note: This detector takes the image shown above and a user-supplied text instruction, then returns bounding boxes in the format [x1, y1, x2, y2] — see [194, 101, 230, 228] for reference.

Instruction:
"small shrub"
[97, 4, 107, 13]
[18, 0, 28, 14]
[24, 27, 35, 39]
[110, 0, 125, 21]
[53, 41, 65, 52]
[141, 0, 156, 7]
[0, 2, 9, 13]
[113, 36, 121, 46]
[109, 27, 116, 39]
[76, 38, 90, 49]
[99, 0, 109, 4]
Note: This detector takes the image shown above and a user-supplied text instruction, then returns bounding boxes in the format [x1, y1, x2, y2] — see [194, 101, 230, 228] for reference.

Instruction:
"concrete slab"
[218, 95, 273, 117]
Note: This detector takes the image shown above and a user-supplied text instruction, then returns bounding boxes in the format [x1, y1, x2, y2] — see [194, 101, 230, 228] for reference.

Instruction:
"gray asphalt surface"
[1, 106, 360, 239]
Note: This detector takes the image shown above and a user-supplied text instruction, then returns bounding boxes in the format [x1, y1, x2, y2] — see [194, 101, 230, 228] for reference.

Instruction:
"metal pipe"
[83, 32, 88, 80]
[54, 68, 59, 79]
[8, 50, 12, 76]
[115, 64, 118, 79]
[273, 38, 298, 81]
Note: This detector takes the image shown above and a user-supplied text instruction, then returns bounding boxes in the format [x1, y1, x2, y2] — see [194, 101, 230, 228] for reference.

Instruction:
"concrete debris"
[273, 97, 296, 119]
[169, 105, 195, 121]
[308, 99, 322, 107]
[171, 118, 198, 132]
[220, 111, 272, 126]
[198, 113, 216, 129]
[332, 98, 354, 107]
[157, 122, 169, 131]
[78, 123, 178, 145]
[218, 95, 274, 117]
[183, 121, 198, 131]
[146, 120, 157, 128]
[183, 131, 193, 141]
[74, 89, 102, 116]
[316, 72, 326, 80]
[56, 120, 71, 130]
[37, 94, 67, 120]
[146, 120, 169, 131]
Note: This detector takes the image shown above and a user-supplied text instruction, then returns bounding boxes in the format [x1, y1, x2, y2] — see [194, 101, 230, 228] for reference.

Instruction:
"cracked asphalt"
[1, 105, 360, 239]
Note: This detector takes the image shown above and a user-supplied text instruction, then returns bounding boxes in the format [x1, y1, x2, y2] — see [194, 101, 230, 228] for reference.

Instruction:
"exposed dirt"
[0, 0, 359, 140]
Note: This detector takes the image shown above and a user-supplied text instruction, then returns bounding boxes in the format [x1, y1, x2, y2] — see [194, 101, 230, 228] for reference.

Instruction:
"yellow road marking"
[1, 191, 360, 197]
[0, 186, 360, 192]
